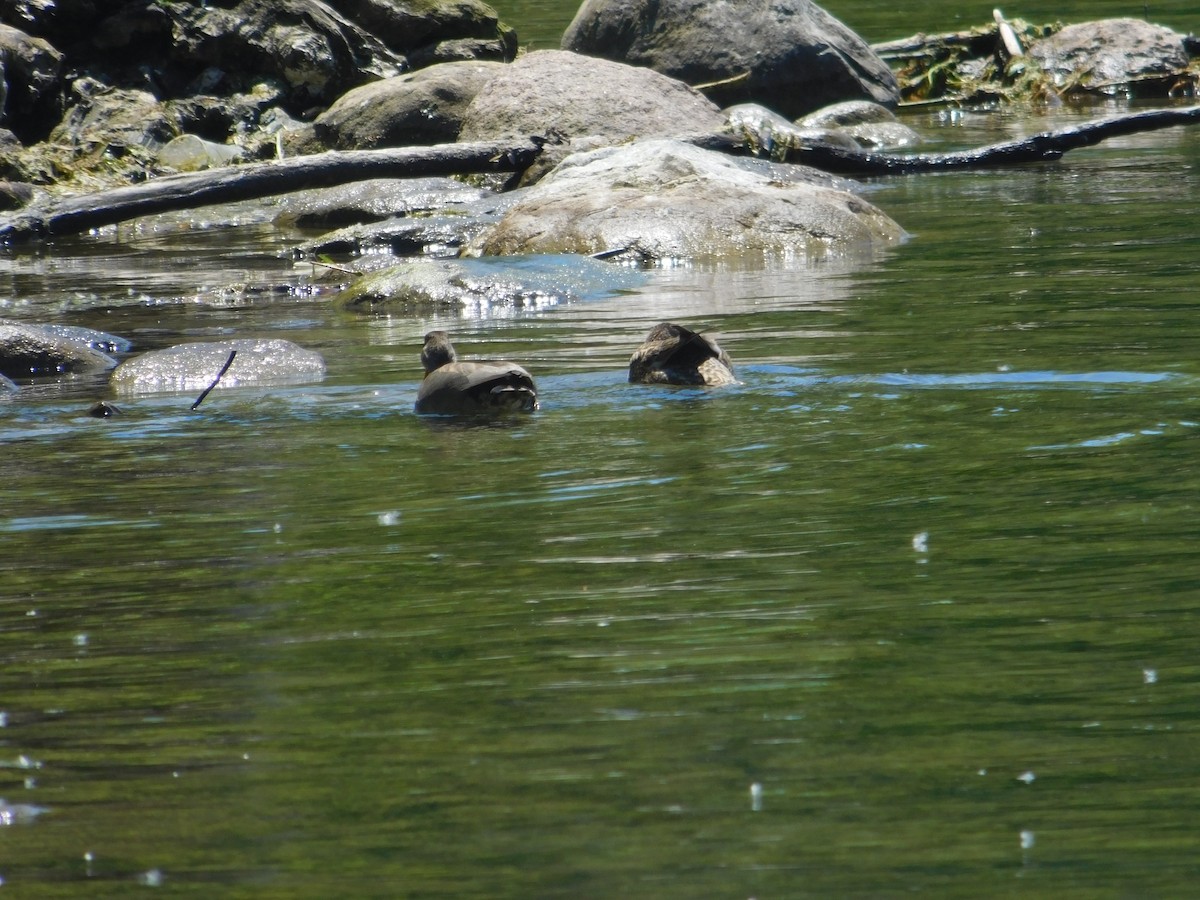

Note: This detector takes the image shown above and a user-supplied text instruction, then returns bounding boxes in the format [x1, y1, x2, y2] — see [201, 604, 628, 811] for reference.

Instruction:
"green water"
[4, 3, 1200, 897]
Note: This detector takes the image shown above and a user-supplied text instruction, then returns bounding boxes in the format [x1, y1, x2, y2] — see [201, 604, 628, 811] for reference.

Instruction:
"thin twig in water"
[191, 350, 237, 410]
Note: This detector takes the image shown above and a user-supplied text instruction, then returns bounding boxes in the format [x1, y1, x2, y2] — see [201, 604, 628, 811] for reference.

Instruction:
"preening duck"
[415, 330, 539, 415]
[628, 322, 736, 386]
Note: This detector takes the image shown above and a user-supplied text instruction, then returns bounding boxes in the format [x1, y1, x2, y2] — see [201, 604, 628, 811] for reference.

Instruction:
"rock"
[275, 176, 496, 229]
[0, 24, 65, 144]
[110, 338, 326, 395]
[466, 139, 905, 262]
[292, 189, 520, 258]
[311, 61, 504, 150]
[331, 255, 644, 313]
[0, 0, 104, 49]
[561, 0, 898, 120]
[157, 134, 245, 171]
[0, 179, 34, 210]
[725, 103, 863, 151]
[48, 84, 179, 157]
[167, 81, 289, 146]
[797, 101, 921, 150]
[457, 49, 725, 143]
[407, 36, 516, 70]
[0, 322, 124, 379]
[326, 0, 517, 62]
[1, 0, 520, 185]
[89, 0, 404, 113]
[1027, 18, 1192, 93]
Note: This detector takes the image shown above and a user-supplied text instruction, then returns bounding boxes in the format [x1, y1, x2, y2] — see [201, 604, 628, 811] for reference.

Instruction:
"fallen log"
[694, 103, 1200, 174]
[0, 138, 544, 243]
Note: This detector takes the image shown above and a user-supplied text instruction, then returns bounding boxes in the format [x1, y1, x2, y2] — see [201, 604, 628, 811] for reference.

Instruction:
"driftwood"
[695, 104, 1200, 175]
[871, 24, 1003, 62]
[0, 138, 543, 243]
[1, 107, 1198, 243]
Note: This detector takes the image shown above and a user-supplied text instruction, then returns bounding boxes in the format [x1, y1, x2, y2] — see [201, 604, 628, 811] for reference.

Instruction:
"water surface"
[4, 2, 1200, 896]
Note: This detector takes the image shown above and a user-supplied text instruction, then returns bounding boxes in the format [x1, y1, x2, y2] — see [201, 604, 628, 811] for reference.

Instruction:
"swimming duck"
[415, 330, 539, 415]
[628, 322, 736, 386]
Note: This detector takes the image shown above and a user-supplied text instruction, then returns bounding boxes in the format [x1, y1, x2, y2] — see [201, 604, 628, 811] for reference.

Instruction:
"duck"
[628, 322, 736, 386]
[415, 330, 539, 415]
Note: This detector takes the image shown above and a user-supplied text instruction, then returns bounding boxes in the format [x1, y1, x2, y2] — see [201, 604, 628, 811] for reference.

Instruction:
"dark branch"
[702, 104, 1200, 175]
[190, 350, 238, 410]
[0, 139, 544, 243]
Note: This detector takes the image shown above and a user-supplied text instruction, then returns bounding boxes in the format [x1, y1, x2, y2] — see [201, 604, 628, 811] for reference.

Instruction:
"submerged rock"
[457, 49, 725, 144]
[110, 338, 325, 395]
[292, 188, 519, 258]
[561, 0, 899, 118]
[0, 322, 125, 379]
[274, 176, 496, 229]
[466, 139, 905, 262]
[332, 255, 644, 314]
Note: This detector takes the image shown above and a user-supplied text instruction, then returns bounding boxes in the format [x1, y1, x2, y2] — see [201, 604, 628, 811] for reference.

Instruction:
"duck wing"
[416, 361, 539, 415]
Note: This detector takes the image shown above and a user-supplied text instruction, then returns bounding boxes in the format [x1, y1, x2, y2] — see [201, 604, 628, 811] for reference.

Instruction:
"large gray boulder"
[561, 0, 898, 119]
[466, 139, 905, 261]
[110, 339, 326, 395]
[1027, 19, 1191, 92]
[310, 61, 505, 149]
[457, 49, 725, 143]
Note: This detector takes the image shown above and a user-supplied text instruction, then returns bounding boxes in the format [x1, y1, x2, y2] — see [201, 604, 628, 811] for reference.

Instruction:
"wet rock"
[561, 0, 898, 120]
[725, 103, 863, 152]
[0, 23, 65, 144]
[466, 139, 905, 262]
[1026, 18, 1192, 93]
[275, 176, 496, 228]
[332, 255, 643, 314]
[457, 49, 725, 144]
[110, 338, 326, 395]
[284, 178, 513, 256]
[0, 322, 124, 379]
[310, 61, 504, 150]
[797, 101, 921, 150]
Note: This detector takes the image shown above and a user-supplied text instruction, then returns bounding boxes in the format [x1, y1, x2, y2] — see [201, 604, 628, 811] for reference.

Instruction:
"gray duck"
[628, 322, 736, 386]
[415, 330, 539, 415]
